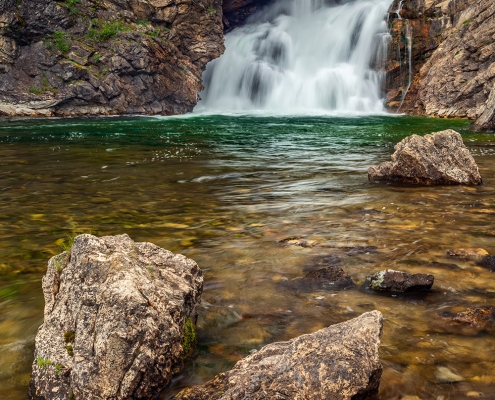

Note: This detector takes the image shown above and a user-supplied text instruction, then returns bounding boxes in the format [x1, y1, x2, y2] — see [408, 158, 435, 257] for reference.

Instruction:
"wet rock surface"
[281, 266, 356, 292]
[366, 269, 434, 293]
[447, 248, 489, 259]
[368, 130, 482, 185]
[29, 234, 203, 400]
[0, 0, 224, 116]
[176, 311, 383, 400]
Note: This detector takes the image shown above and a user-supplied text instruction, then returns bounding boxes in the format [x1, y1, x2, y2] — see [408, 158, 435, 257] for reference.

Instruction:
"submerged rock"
[29, 234, 203, 400]
[477, 256, 495, 272]
[367, 269, 434, 293]
[281, 266, 356, 292]
[435, 366, 464, 384]
[176, 311, 383, 400]
[447, 248, 489, 259]
[368, 130, 482, 185]
[436, 307, 495, 336]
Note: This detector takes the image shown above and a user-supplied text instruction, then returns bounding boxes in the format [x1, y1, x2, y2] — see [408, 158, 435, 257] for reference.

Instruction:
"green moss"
[463, 19, 472, 25]
[36, 357, 52, 368]
[66, 345, 74, 357]
[62, 0, 80, 15]
[64, 331, 76, 343]
[181, 318, 196, 357]
[206, 7, 216, 14]
[93, 53, 101, 63]
[69, 390, 75, 400]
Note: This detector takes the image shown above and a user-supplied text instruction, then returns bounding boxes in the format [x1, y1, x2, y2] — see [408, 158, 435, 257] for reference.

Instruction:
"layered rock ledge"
[368, 130, 482, 185]
[176, 310, 383, 400]
[29, 234, 203, 400]
[0, 0, 224, 116]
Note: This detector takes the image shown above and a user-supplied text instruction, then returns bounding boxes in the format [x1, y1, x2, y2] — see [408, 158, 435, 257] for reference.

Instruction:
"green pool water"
[1, 114, 495, 399]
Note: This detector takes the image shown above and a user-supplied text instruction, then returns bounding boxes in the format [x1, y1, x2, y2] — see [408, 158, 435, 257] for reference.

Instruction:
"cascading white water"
[195, 0, 394, 115]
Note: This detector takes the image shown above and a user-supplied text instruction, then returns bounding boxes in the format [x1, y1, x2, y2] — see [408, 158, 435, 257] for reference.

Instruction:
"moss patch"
[181, 318, 196, 357]
[64, 331, 75, 343]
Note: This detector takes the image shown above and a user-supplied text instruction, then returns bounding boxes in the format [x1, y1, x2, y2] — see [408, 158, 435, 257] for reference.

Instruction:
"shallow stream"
[1, 115, 495, 399]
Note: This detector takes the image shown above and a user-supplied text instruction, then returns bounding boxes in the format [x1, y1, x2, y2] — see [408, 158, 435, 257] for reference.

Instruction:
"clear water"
[1, 115, 495, 399]
[196, 0, 392, 114]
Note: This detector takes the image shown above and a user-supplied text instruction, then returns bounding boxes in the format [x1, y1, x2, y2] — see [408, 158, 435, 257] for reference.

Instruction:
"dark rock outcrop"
[367, 269, 434, 293]
[29, 234, 203, 400]
[281, 266, 356, 292]
[222, 0, 272, 31]
[477, 256, 495, 272]
[386, 0, 495, 131]
[368, 130, 482, 185]
[176, 311, 383, 400]
[0, 0, 224, 116]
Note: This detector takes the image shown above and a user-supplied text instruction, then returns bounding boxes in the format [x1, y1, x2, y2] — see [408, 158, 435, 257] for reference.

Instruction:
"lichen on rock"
[29, 233, 203, 400]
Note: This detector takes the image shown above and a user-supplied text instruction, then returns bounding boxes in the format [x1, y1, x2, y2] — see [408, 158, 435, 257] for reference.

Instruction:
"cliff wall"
[0, 0, 224, 116]
[386, 0, 495, 130]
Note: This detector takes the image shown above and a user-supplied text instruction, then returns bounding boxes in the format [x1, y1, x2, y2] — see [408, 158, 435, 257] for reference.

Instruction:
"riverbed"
[1, 114, 494, 399]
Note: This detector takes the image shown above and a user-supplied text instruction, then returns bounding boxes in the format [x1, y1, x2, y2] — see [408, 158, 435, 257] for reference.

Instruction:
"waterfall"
[195, 0, 394, 115]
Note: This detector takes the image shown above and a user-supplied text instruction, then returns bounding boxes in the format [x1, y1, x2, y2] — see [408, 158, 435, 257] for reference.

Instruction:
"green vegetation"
[86, 20, 129, 42]
[64, 331, 76, 343]
[63, 0, 80, 15]
[206, 7, 216, 14]
[463, 19, 472, 25]
[29, 74, 58, 96]
[60, 234, 76, 252]
[46, 30, 71, 53]
[181, 318, 196, 357]
[66, 345, 74, 357]
[136, 19, 149, 26]
[149, 29, 160, 37]
[93, 53, 101, 63]
[55, 363, 64, 375]
[36, 357, 52, 368]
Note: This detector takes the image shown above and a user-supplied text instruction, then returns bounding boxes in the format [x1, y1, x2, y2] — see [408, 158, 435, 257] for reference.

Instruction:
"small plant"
[181, 318, 196, 357]
[93, 53, 101, 63]
[64, 331, 76, 343]
[463, 19, 471, 25]
[87, 20, 129, 42]
[147, 267, 154, 275]
[66, 345, 74, 357]
[136, 19, 149, 26]
[455, 50, 460, 56]
[206, 7, 216, 14]
[28, 74, 58, 96]
[149, 29, 160, 37]
[102, 67, 109, 73]
[55, 363, 64, 375]
[46, 30, 71, 53]
[63, 0, 80, 15]
[36, 357, 52, 368]
[29, 86, 43, 95]
[60, 234, 76, 252]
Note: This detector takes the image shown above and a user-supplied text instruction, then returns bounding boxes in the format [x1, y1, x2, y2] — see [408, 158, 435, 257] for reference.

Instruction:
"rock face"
[368, 130, 482, 185]
[29, 234, 203, 400]
[176, 311, 383, 400]
[367, 269, 434, 293]
[386, 0, 495, 131]
[222, 0, 272, 31]
[0, 0, 224, 116]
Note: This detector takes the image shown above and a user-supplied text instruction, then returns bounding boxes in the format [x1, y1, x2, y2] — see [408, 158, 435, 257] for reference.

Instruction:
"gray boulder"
[176, 311, 383, 400]
[368, 130, 482, 185]
[29, 234, 203, 400]
[367, 269, 434, 293]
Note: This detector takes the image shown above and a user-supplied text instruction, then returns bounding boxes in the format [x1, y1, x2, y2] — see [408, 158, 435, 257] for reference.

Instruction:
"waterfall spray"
[195, 0, 394, 115]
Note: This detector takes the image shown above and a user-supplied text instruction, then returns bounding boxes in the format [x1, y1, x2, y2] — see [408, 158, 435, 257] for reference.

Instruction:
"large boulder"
[29, 234, 203, 400]
[176, 311, 383, 400]
[368, 130, 482, 185]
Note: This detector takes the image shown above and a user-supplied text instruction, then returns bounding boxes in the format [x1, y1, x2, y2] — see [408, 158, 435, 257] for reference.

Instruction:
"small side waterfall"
[195, 0, 394, 115]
